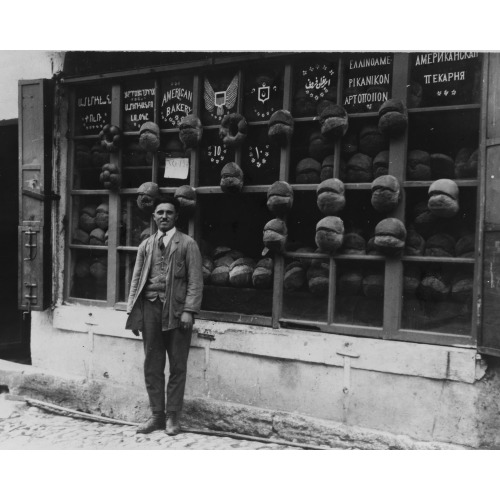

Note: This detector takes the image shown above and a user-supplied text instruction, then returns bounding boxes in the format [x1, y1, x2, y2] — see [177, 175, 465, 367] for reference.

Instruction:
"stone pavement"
[0, 395, 306, 450]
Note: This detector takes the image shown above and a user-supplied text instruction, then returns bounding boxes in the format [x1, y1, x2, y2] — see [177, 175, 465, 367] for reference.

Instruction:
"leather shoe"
[165, 411, 180, 436]
[136, 414, 166, 434]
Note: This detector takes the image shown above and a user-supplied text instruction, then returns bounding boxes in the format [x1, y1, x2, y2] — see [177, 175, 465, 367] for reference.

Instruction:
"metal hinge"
[22, 188, 61, 202]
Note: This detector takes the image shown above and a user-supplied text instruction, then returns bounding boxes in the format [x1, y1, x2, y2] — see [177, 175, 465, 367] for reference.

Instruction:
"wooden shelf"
[71, 190, 110, 195]
[117, 246, 139, 252]
[160, 128, 180, 134]
[122, 165, 153, 170]
[196, 185, 269, 194]
[347, 112, 379, 119]
[72, 134, 100, 140]
[403, 180, 478, 188]
[248, 120, 269, 126]
[401, 256, 475, 264]
[408, 103, 480, 114]
[69, 244, 108, 251]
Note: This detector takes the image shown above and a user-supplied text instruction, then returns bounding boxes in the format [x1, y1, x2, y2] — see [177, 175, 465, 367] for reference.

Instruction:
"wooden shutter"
[480, 54, 500, 356]
[18, 79, 55, 311]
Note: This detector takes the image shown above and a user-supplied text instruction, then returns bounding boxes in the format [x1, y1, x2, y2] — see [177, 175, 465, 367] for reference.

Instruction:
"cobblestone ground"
[0, 396, 301, 450]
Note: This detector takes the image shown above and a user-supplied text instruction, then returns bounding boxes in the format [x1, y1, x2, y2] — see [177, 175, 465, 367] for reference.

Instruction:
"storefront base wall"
[18, 306, 500, 448]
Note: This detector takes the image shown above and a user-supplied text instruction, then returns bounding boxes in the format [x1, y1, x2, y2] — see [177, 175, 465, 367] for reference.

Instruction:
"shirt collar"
[157, 227, 176, 239]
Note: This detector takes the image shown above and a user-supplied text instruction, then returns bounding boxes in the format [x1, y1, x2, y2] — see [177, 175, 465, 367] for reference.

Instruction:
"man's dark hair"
[152, 195, 180, 212]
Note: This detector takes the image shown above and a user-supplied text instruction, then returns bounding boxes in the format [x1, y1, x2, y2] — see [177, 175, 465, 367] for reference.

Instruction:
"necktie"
[159, 233, 166, 252]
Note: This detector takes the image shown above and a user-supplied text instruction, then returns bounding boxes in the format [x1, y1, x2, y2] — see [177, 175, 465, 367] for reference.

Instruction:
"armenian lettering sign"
[75, 85, 111, 135]
[202, 72, 239, 125]
[343, 53, 393, 113]
[243, 68, 283, 121]
[160, 75, 194, 129]
[293, 59, 337, 117]
[123, 80, 155, 132]
[409, 52, 481, 107]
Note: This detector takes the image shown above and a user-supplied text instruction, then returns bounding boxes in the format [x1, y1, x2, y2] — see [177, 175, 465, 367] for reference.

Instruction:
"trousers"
[141, 297, 192, 413]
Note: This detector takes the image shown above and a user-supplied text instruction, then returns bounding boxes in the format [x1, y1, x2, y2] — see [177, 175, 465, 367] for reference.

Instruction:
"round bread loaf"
[307, 260, 330, 296]
[408, 82, 423, 108]
[378, 99, 408, 137]
[139, 122, 160, 152]
[373, 150, 389, 178]
[226, 250, 245, 261]
[362, 272, 384, 298]
[179, 114, 203, 149]
[100, 163, 120, 190]
[319, 104, 349, 140]
[308, 132, 335, 162]
[90, 258, 107, 280]
[219, 113, 247, 148]
[320, 155, 335, 181]
[418, 272, 450, 301]
[407, 150, 431, 180]
[294, 247, 316, 268]
[430, 153, 455, 179]
[424, 233, 456, 257]
[341, 232, 366, 255]
[140, 228, 152, 242]
[252, 258, 274, 289]
[75, 259, 91, 279]
[210, 255, 234, 286]
[428, 179, 459, 218]
[79, 212, 97, 233]
[366, 236, 382, 256]
[404, 229, 425, 256]
[316, 178, 346, 215]
[358, 125, 388, 157]
[89, 228, 106, 246]
[403, 265, 421, 296]
[455, 234, 475, 258]
[95, 203, 109, 231]
[73, 228, 90, 245]
[220, 162, 244, 193]
[338, 270, 363, 296]
[315, 216, 344, 254]
[465, 150, 478, 179]
[412, 201, 439, 238]
[371, 175, 401, 213]
[202, 256, 214, 284]
[293, 88, 316, 117]
[268, 110, 294, 146]
[263, 218, 288, 253]
[451, 272, 473, 303]
[213, 246, 232, 260]
[454, 148, 474, 179]
[284, 261, 306, 292]
[342, 131, 358, 156]
[91, 144, 110, 168]
[295, 158, 321, 184]
[174, 185, 197, 214]
[229, 258, 256, 288]
[267, 181, 294, 216]
[346, 153, 373, 183]
[137, 182, 160, 213]
[374, 218, 407, 255]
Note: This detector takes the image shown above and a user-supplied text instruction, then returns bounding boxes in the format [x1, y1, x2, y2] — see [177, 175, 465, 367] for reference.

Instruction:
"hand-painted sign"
[409, 52, 481, 107]
[293, 60, 337, 117]
[164, 158, 189, 179]
[244, 71, 283, 121]
[342, 53, 393, 113]
[203, 73, 239, 124]
[207, 144, 229, 166]
[75, 86, 111, 135]
[123, 81, 155, 131]
[160, 75, 194, 129]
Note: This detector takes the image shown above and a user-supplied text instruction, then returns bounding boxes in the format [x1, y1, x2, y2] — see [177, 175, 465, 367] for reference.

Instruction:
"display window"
[65, 52, 484, 346]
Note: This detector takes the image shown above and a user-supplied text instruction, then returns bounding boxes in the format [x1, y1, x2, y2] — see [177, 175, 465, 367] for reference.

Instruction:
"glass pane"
[282, 256, 329, 323]
[402, 263, 473, 335]
[243, 62, 284, 121]
[122, 136, 153, 189]
[342, 53, 394, 113]
[335, 261, 384, 327]
[119, 251, 137, 303]
[292, 55, 338, 118]
[70, 248, 107, 300]
[73, 139, 110, 190]
[122, 80, 155, 132]
[241, 126, 280, 185]
[407, 110, 480, 180]
[160, 74, 194, 129]
[199, 129, 235, 186]
[74, 84, 112, 136]
[199, 193, 272, 317]
[71, 195, 109, 247]
[158, 134, 190, 188]
[408, 52, 481, 108]
[120, 196, 151, 247]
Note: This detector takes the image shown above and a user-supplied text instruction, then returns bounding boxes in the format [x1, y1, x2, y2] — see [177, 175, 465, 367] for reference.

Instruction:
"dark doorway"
[0, 120, 30, 364]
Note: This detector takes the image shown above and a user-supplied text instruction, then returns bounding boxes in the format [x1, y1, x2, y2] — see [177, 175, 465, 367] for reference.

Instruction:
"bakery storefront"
[17, 52, 500, 448]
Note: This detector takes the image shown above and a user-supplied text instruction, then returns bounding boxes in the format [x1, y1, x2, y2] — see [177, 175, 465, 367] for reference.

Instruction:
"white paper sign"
[164, 158, 189, 179]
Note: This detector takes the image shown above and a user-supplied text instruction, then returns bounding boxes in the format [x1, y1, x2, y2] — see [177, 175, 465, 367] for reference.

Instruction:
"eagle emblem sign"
[204, 74, 239, 120]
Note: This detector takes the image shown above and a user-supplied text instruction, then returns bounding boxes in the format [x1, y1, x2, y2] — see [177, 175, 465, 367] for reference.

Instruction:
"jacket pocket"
[174, 261, 186, 278]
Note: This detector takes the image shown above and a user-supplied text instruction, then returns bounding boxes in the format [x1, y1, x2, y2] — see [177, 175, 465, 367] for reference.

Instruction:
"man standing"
[126, 195, 203, 435]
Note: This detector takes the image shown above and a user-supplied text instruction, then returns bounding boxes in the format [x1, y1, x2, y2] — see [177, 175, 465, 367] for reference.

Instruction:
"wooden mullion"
[333, 56, 345, 179]
[473, 53, 489, 345]
[106, 84, 122, 307]
[383, 52, 410, 339]
[190, 74, 201, 240]
[152, 79, 160, 183]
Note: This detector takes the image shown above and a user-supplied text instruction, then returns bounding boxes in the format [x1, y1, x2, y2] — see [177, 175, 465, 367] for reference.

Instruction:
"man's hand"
[180, 312, 194, 331]
[132, 329, 140, 337]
